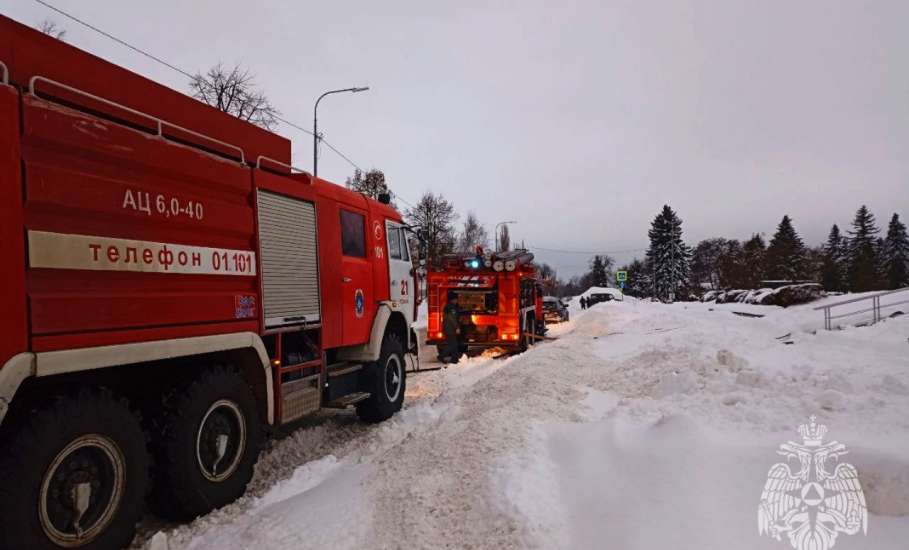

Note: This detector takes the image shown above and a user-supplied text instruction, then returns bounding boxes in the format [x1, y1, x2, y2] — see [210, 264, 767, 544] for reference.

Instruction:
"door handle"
[342, 277, 353, 283]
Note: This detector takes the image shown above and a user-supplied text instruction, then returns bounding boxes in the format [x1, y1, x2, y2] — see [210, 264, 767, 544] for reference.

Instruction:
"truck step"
[323, 392, 371, 409]
[326, 362, 363, 378]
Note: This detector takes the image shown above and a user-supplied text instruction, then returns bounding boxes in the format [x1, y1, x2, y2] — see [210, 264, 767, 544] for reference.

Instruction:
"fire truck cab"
[0, 16, 417, 550]
[426, 249, 544, 354]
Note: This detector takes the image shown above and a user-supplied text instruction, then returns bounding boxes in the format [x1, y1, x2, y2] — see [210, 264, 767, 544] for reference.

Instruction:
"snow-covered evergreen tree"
[882, 213, 909, 289]
[645, 205, 690, 301]
[619, 258, 647, 297]
[764, 215, 808, 281]
[820, 224, 848, 291]
[846, 205, 882, 292]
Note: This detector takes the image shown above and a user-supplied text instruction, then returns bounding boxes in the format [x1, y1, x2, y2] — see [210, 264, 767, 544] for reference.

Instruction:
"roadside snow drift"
[141, 298, 909, 550]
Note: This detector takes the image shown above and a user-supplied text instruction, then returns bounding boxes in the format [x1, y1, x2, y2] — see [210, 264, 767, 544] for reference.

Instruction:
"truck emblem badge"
[758, 416, 867, 550]
[234, 294, 257, 319]
[373, 221, 383, 241]
[355, 289, 365, 318]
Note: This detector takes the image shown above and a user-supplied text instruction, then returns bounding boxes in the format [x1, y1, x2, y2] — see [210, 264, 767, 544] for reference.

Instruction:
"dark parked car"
[543, 296, 569, 323]
[588, 292, 615, 305]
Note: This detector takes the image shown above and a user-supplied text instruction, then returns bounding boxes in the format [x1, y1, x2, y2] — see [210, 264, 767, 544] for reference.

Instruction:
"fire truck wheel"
[357, 333, 406, 423]
[0, 389, 149, 550]
[148, 367, 260, 520]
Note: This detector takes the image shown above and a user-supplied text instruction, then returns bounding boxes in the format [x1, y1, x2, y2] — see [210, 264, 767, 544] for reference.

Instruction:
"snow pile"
[502, 301, 909, 549]
[140, 297, 909, 550]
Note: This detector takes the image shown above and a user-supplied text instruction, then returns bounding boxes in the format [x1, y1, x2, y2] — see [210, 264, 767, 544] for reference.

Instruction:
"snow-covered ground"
[141, 298, 909, 550]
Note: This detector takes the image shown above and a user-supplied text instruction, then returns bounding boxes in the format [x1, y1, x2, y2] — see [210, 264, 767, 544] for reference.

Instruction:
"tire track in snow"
[361, 319, 614, 550]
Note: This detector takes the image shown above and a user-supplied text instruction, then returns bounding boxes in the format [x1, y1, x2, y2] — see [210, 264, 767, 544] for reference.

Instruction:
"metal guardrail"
[28, 75, 246, 165]
[0, 61, 8, 85]
[814, 287, 909, 330]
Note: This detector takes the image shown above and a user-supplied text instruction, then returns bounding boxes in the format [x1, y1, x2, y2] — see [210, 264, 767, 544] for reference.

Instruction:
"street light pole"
[495, 220, 517, 252]
[313, 86, 369, 179]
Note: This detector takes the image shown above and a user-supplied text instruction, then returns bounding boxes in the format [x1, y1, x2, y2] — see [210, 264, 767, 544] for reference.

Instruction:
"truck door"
[339, 208, 373, 344]
[386, 221, 414, 325]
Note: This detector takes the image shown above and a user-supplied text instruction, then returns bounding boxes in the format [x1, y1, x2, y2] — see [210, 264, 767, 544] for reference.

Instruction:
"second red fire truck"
[425, 248, 544, 355]
[0, 16, 419, 550]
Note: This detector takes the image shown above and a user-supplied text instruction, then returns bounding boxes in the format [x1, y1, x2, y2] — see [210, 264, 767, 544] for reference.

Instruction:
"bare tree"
[38, 19, 66, 40]
[456, 212, 489, 253]
[189, 63, 279, 130]
[405, 192, 458, 268]
[346, 169, 392, 201]
[497, 224, 511, 252]
[534, 262, 560, 295]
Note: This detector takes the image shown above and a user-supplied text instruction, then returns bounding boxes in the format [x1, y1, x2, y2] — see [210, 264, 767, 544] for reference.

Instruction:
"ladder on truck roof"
[28, 75, 247, 165]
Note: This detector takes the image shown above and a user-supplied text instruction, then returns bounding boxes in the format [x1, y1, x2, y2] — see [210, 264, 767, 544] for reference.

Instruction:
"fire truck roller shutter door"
[256, 190, 321, 328]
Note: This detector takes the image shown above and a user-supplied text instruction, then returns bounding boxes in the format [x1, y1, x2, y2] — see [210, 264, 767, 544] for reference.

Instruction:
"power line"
[32, 0, 196, 80]
[390, 191, 416, 210]
[31, 0, 364, 176]
[529, 244, 647, 255]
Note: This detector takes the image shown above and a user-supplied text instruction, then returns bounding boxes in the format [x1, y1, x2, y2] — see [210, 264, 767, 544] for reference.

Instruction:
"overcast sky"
[4, 0, 907, 277]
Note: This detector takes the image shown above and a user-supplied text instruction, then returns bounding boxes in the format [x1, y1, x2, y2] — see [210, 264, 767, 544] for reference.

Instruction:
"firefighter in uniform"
[440, 294, 463, 364]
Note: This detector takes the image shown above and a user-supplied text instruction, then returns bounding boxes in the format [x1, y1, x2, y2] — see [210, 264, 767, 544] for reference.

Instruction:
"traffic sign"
[616, 270, 627, 282]
[620, 281, 626, 289]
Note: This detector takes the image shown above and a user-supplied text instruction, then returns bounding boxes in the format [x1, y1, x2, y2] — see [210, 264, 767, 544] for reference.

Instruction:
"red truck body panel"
[0, 15, 404, 366]
[0, 84, 28, 365]
[22, 94, 260, 350]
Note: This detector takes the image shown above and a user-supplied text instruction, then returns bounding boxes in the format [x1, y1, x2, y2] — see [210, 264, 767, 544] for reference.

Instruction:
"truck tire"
[148, 367, 260, 520]
[0, 389, 148, 550]
[357, 333, 406, 423]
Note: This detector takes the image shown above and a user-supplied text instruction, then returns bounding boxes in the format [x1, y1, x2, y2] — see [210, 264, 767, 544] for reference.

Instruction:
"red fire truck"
[0, 16, 419, 550]
[426, 249, 544, 355]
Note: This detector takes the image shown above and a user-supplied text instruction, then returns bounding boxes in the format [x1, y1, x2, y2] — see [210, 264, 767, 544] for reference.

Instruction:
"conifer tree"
[846, 205, 882, 292]
[645, 205, 690, 301]
[620, 258, 647, 297]
[882, 213, 909, 289]
[765, 215, 808, 281]
[741, 234, 766, 288]
[588, 255, 613, 287]
[820, 224, 848, 291]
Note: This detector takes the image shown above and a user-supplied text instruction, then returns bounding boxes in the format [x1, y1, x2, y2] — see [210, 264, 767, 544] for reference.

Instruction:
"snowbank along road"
[140, 298, 909, 550]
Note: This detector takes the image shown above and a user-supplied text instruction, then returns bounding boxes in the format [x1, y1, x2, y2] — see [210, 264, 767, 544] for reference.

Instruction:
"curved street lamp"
[313, 86, 370, 178]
